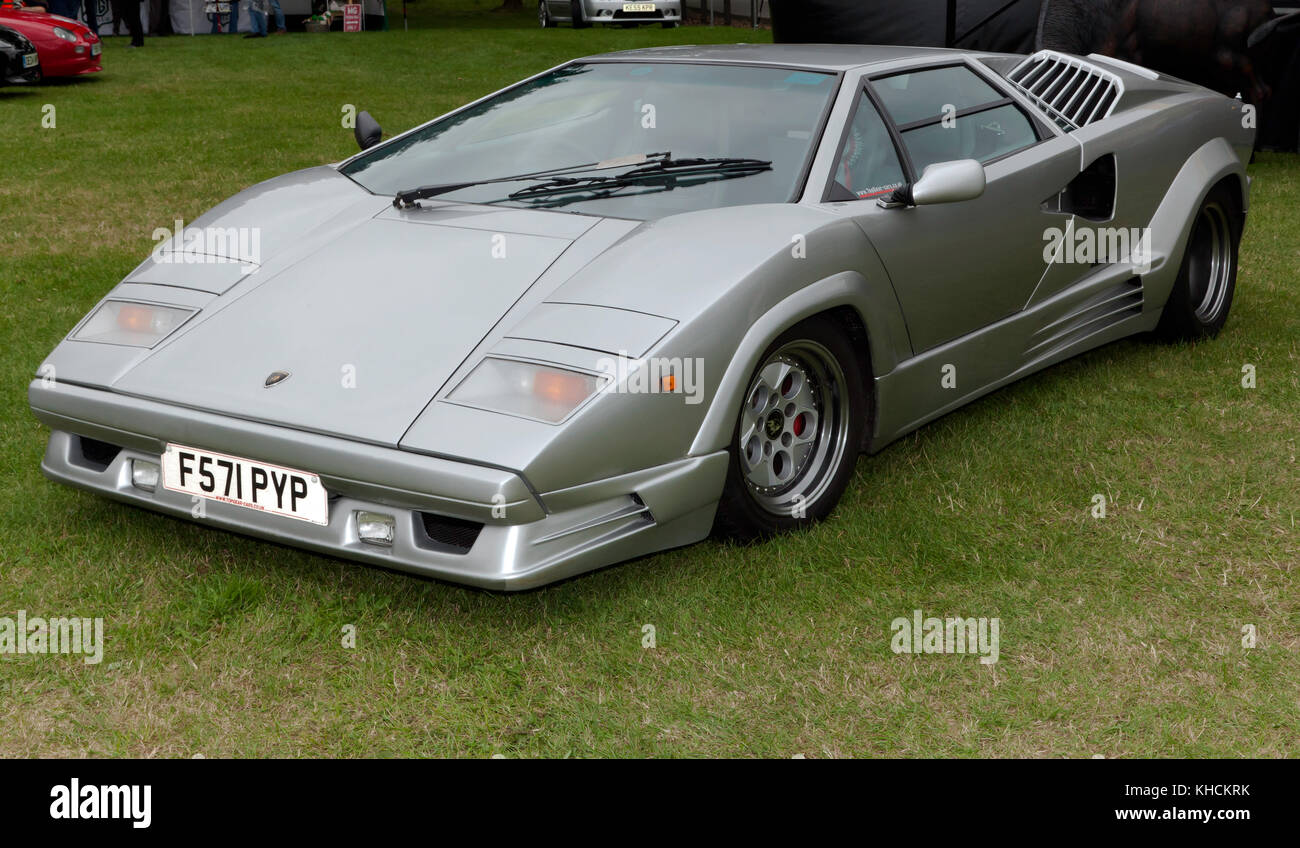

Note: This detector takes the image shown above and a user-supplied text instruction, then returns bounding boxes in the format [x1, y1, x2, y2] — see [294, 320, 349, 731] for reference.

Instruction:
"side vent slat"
[1006, 50, 1124, 131]
[1024, 278, 1144, 360]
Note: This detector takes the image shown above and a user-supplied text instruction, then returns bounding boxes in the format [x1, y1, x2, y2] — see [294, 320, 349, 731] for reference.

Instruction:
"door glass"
[902, 104, 1038, 173]
[869, 66, 1039, 174]
[871, 66, 1003, 126]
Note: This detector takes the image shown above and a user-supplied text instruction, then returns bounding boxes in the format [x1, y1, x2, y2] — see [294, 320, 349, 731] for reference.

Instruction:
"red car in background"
[0, 5, 100, 79]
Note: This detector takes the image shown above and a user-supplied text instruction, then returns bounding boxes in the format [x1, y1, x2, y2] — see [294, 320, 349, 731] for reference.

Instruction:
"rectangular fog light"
[356, 511, 395, 547]
[131, 459, 160, 491]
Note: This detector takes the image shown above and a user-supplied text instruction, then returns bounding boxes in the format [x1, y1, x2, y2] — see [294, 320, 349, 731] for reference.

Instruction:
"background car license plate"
[623, 3, 655, 11]
[23, 53, 38, 68]
[161, 444, 329, 525]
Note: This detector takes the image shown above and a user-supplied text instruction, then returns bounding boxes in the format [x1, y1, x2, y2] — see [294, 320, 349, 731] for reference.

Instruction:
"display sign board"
[343, 3, 362, 30]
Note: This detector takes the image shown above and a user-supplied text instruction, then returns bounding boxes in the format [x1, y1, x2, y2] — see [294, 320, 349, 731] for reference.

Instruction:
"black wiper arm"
[509, 169, 765, 210]
[505, 157, 773, 202]
[391, 152, 671, 208]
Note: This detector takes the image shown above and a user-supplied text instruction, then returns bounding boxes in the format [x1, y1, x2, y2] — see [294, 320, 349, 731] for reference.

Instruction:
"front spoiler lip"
[38, 429, 724, 591]
[29, 379, 728, 590]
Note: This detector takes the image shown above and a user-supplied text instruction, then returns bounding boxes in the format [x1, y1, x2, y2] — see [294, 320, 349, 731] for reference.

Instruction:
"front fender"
[686, 268, 907, 457]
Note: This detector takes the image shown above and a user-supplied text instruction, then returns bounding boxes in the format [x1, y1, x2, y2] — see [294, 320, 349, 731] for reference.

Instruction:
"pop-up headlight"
[73, 300, 195, 348]
[448, 358, 606, 424]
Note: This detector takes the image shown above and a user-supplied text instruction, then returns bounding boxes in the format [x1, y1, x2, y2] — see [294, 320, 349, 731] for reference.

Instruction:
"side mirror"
[354, 111, 383, 151]
[881, 159, 986, 208]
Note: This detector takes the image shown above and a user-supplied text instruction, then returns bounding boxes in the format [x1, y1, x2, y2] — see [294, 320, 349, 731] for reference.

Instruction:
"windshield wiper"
[505, 157, 772, 204]
[507, 171, 763, 210]
[391, 153, 771, 208]
[392, 152, 672, 208]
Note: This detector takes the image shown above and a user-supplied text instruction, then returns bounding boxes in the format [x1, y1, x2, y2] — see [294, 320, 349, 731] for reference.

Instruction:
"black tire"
[571, 0, 590, 28]
[539, 0, 554, 27]
[661, 20, 678, 28]
[1155, 181, 1241, 341]
[713, 315, 868, 541]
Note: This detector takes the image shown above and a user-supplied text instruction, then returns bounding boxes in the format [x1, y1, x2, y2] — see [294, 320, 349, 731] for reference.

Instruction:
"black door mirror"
[354, 111, 383, 151]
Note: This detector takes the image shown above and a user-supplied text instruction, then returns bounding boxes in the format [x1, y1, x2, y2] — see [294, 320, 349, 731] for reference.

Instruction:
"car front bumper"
[3, 51, 40, 83]
[582, 0, 682, 23]
[41, 44, 101, 77]
[29, 379, 725, 590]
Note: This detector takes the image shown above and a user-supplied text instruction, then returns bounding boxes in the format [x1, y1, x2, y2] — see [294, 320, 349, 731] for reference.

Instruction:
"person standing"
[244, 0, 266, 37]
[80, 0, 98, 34]
[210, 0, 238, 32]
[269, 0, 284, 33]
[147, 0, 171, 34]
[109, 0, 142, 46]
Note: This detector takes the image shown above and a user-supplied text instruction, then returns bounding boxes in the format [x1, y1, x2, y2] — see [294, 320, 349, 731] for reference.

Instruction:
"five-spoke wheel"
[715, 315, 867, 539]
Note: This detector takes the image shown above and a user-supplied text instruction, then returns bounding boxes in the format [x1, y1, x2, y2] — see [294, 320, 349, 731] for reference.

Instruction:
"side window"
[901, 104, 1037, 173]
[871, 66, 1003, 126]
[832, 91, 906, 200]
[870, 66, 1038, 174]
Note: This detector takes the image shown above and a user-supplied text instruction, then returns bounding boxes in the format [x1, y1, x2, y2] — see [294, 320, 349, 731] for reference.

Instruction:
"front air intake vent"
[1006, 50, 1123, 131]
[415, 512, 484, 554]
[72, 436, 122, 472]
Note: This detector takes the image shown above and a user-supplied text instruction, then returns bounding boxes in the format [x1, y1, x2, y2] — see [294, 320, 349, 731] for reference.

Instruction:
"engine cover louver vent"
[1006, 51, 1124, 131]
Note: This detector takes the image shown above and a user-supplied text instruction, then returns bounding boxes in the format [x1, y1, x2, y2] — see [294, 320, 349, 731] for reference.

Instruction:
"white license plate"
[22, 53, 38, 68]
[623, 3, 655, 11]
[161, 444, 329, 525]
[91, 42, 101, 56]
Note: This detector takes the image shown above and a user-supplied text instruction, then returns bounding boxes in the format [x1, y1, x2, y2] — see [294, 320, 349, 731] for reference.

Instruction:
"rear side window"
[870, 65, 1039, 173]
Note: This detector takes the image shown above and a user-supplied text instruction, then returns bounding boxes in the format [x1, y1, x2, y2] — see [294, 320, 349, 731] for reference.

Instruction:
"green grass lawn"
[1, 5, 1297, 758]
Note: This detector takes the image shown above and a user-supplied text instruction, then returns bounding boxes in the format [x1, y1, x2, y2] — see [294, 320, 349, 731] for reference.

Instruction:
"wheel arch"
[1143, 138, 1249, 312]
[687, 271, 901, 457]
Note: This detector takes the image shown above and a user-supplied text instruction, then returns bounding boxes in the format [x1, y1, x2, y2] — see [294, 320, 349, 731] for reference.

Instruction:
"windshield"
[340, 62, 838, 220]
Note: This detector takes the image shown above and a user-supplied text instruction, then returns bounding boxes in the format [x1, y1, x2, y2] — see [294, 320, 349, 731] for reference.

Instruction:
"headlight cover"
[72, 300, 196, 348]
[52, 26, 78, 42]
[448, 358, 606, 424]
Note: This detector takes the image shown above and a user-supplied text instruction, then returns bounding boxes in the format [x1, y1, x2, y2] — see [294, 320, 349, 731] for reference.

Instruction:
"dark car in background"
[0, 23, 40, 85]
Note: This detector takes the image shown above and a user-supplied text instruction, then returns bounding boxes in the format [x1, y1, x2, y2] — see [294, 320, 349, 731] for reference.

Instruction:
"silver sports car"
[539, 0, 682, 29]
[30, 45, 1252, 589]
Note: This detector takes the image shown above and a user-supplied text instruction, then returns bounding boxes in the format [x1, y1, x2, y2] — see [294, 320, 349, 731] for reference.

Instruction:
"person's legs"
[270, 0, 284, 32]
[83, 0, 98, 33]
[229, 0, 238, 32]
[122, 0, 142, 45]
[247, 6, 265, 35]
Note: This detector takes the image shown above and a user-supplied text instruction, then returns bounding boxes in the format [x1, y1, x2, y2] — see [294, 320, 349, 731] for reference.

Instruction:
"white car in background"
[540, 0, 682, 28]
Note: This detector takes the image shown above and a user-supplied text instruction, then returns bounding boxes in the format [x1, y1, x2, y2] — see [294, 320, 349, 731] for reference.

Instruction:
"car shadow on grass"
[36, 75, 106, 88]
